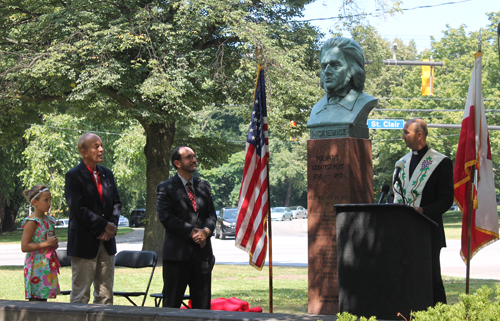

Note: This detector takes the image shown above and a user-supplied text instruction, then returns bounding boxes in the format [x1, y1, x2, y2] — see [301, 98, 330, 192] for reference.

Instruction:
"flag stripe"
[235, 66, 269, 270]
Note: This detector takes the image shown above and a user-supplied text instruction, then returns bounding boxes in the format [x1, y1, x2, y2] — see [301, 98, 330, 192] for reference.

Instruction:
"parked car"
[270, 207, 293, 221]
[55, 218, 69, 228]
[215, 208, 238, 240]
[449, 204, 459, 212]
[129, 209, 146, 227]
[288, 205, 307, 219]
[118, 215, 129, 227]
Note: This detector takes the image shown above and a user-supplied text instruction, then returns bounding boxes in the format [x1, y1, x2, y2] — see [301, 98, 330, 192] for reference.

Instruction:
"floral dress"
[21, 215, 61, 299]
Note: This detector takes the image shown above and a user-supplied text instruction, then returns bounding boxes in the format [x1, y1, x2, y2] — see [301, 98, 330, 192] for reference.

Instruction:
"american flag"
[235, 66, 269, 270]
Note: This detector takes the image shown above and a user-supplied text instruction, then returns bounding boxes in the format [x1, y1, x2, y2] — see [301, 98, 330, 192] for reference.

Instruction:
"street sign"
[367, 119, 404, 129]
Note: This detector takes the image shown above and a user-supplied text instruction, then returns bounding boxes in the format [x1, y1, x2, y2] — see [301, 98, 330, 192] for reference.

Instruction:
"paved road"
[2, 219, 499, 280]
[0, 219, 309, 267]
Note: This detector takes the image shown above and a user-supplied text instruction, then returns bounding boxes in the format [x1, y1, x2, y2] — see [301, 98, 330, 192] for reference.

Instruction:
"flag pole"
[255, 45, 273, 313]
[267, 162, 273, 313]
[465, 165, 475, 294]
[466, 38, 481, 294]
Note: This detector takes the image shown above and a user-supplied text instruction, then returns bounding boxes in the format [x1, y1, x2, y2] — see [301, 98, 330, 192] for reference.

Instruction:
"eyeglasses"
[181, 154, 198, 161]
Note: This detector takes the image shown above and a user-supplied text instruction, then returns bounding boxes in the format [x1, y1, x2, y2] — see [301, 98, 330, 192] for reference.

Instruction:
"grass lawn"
[0, 264, 308, 314]
[444, 276, 499, 305]
[0, 227, 133, 244]
[442, 207, 500, 240]
[2, 210, 500, 314]
[0, 264, 497, 315]
[443, 210, 465, 240]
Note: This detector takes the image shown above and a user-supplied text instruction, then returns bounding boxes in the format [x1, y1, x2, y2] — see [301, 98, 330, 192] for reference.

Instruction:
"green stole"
[393, 149, 446, 207]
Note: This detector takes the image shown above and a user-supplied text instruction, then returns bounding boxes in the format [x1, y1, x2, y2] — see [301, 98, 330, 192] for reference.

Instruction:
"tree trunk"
[1, 197, 23, 232]
[141, 120, 175, 261]
[0, 195, 4, 233]
[284, 176, 293, 207]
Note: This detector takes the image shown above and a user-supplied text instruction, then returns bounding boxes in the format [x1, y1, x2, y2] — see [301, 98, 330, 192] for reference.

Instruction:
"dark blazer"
[156, 174, 216, 261]
[419, 157, 454, 249]
[65, 161, 121, 259]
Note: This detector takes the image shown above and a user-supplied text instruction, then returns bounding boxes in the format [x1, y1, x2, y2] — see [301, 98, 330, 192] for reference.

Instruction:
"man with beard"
[156, 146, 217, 309]
[307, 37, 377, 138]
[393, 118, 453, 306]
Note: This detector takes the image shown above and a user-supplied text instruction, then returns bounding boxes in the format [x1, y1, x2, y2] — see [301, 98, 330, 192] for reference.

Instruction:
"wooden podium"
[335, 204, 438, 320]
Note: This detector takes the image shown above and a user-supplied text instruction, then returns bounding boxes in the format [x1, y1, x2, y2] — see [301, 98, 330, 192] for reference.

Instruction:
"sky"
[302, 0, 499, 53]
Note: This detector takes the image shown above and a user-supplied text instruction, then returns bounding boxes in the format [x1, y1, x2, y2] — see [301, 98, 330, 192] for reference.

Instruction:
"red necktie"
[94, 171, 103, 202]
[186, 182, 197, 212]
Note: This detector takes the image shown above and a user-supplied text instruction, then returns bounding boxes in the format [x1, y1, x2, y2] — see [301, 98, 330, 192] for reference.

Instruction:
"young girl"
[21, 185, 61, 301]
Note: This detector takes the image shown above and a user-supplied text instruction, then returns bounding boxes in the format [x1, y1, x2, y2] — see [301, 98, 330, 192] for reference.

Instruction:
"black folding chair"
[113, 250, 158, 306]
[56, 249, 72, 296]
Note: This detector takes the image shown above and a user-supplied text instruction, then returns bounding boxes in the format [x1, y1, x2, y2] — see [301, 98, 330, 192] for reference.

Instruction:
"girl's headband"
[30, 188, 50, 203]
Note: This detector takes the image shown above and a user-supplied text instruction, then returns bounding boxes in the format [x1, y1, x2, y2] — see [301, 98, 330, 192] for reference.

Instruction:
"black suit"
[65, 161, 121, 258]
[401, 149, 454, 305]
[156, 174, 216, 309]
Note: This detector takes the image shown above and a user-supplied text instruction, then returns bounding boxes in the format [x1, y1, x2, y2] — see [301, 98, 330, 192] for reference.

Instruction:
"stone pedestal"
[307, 137, 374, 315]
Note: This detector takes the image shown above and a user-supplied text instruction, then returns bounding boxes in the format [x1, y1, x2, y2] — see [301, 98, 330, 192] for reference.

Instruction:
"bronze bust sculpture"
[307, 37, 378, 139]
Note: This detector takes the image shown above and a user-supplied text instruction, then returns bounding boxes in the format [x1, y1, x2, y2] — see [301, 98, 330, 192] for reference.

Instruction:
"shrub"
[412, 284, 500, 321]
[336, 284, 500, 321]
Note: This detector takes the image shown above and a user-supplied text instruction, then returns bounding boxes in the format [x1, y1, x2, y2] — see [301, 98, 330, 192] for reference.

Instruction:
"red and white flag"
[453, 52, 499, 262]
[235, 66, 269, 270]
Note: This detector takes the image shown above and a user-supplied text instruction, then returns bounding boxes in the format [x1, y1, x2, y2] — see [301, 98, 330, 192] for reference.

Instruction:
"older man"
[65, 133, 121, 304]
[307, 37, 378, 138]
[156, 146, 216, 309]
[393, 118, 454, 305]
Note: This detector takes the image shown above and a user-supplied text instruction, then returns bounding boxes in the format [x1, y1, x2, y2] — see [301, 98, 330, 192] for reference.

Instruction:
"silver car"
[270, 207, 293, 221]
[118, 215, 129, 227]
[289, 206, 307, 219]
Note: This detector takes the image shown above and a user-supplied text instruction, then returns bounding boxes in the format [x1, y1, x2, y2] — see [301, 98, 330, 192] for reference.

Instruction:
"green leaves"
[410, 284, 500, 321]
[113, 124, 147, 215]
[364, 12, 500, 199]
[19, 114, 81, 212]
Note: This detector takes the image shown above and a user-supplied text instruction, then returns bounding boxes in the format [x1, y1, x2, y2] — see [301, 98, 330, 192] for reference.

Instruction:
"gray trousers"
[70, 241, 115, 305]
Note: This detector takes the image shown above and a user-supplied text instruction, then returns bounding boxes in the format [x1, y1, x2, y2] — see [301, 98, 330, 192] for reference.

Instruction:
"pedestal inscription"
[307, 137, 374, 315]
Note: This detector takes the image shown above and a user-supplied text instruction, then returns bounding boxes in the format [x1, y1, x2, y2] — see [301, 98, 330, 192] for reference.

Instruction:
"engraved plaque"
[307, 137, 374, 315]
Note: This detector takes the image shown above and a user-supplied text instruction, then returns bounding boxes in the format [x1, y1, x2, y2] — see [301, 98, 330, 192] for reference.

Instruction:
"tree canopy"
[0, 0, 324, 249]
[364, 12, 500, 199]
[2, 0, 499, 242]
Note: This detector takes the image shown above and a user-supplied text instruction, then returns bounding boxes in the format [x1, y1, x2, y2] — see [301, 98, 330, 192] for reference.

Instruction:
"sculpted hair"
[320, 37, 366, 91]
[23, 184, 48, 203]
[78, 133, 99, 158]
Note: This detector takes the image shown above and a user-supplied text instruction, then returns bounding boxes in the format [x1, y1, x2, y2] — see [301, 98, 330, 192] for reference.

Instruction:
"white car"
[289, 206, 307, 219]
[118, 215, 129, 227]
[55, 219, 69, 228]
